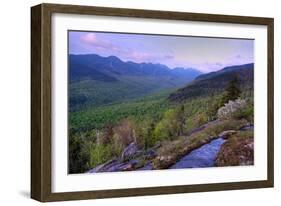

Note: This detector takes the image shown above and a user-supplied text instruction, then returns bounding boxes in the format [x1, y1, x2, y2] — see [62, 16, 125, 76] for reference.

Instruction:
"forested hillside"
[168, 63, 254, 102]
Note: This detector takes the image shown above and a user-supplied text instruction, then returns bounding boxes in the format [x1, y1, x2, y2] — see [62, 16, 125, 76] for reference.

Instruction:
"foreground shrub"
[89, 143, 113, 168]
[153, 106, 185, 143]
[184, 112, 208, 134]
[217, 98, 247, 120]
[113, 119, 136, 146]
[233, 104, 254, 123]
[205, 95, 224, 121]
[69, 134, 92, 173]
[134, 119, 155, 149]
[216, 131, 254, 166]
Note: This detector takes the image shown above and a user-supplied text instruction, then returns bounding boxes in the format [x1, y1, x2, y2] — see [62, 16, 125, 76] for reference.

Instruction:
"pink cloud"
[79, 33, 174, 64]
[129, 51, 152, 62]
[80, 33, 97, 43]
[80, 33, 114, 50]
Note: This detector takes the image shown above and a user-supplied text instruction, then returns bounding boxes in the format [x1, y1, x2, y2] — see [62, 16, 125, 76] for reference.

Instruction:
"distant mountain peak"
[107, 55, 122, 62]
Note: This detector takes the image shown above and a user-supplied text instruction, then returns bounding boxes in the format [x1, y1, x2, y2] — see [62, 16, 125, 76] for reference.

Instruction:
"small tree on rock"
[221, 77, 241, 105]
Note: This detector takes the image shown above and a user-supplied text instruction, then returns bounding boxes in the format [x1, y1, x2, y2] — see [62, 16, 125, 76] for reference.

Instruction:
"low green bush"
[233, 104, 254, 123]
[69, 135, 91, 173]
[89, 144, 113, 168]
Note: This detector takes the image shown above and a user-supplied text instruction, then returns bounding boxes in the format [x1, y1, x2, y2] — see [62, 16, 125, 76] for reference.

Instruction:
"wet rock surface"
[169, 138, 226, 169]
[239, 124, 254, 131]
[121, 142, 139, 161]
[218, 130, 237, 139]
[137, 162, 153, 171]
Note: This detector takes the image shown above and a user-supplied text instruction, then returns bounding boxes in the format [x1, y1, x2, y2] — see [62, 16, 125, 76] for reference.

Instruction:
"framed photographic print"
[31, 3, 274, 202]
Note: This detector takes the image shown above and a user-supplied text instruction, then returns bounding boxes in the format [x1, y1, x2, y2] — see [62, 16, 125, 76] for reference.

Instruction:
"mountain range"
[69, 54, 202, 110]
[69, 54, 201, 82]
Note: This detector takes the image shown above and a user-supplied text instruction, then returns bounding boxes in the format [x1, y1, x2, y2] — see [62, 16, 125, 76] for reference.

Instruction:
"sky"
[69, 31, 254, 73]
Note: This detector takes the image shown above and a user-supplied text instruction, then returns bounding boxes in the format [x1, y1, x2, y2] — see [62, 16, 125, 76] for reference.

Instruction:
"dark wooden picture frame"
[31, 3, 274, 202]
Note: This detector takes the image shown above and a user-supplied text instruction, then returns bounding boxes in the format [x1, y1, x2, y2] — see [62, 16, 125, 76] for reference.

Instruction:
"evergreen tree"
[145, 122, 155, 149]
[221, 77, 241, 105]
[177, 104, 185, 135]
